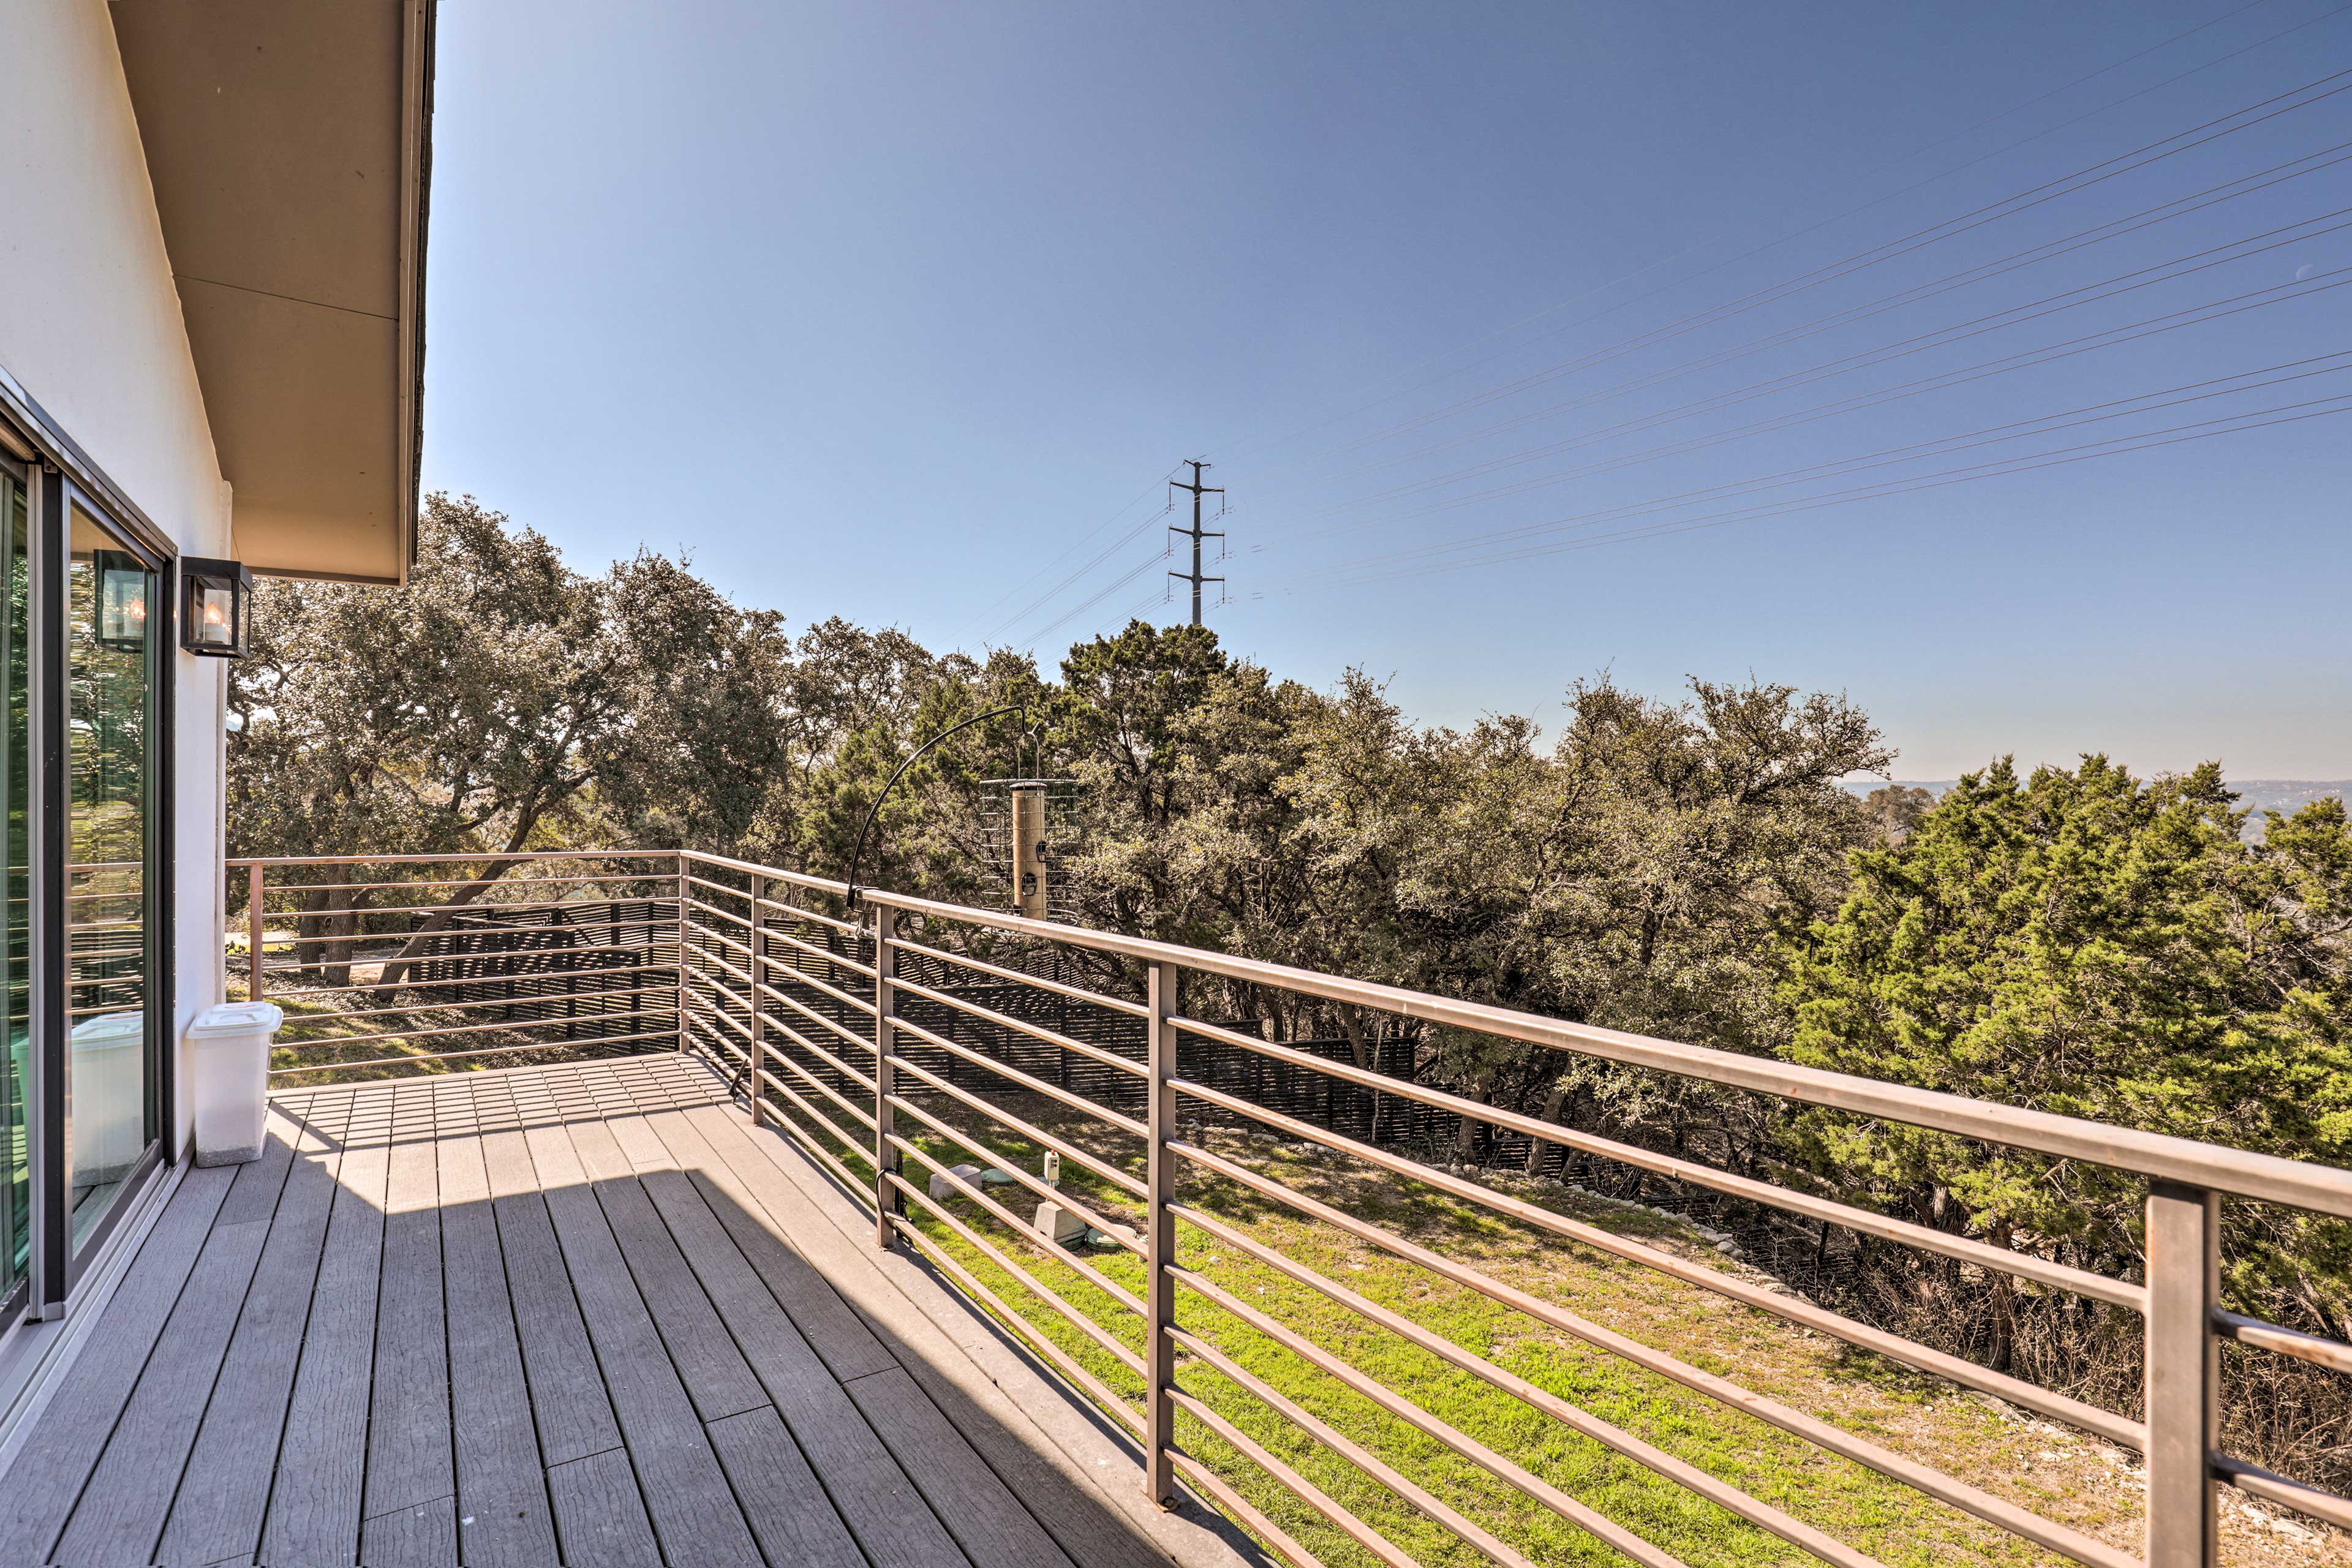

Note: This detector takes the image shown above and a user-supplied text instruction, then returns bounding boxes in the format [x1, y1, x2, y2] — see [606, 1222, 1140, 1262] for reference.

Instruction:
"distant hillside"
[1844, 779, 2350, 840]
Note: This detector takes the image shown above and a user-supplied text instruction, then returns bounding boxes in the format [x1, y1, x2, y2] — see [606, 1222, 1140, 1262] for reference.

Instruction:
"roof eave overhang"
[113, 0, 435, 586]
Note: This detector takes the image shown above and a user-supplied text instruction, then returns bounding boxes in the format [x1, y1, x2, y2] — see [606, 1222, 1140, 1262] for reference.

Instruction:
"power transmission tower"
[1167, 459, 1226, 627]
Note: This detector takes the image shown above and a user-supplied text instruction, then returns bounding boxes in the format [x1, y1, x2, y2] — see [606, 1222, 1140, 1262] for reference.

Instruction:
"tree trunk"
[1524, 1077, 1569, 1175]
[323, 865, 354, 988]
[363, 856, 530, 1006]
[1453, 1071, 1492, 1166]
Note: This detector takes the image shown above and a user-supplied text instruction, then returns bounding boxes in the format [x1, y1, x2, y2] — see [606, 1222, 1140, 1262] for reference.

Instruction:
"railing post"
[245, 862, 263, 1002]
[872, 903, 900, 1249]
[675, 854, 690, 1055]
[747, 870, 766, 1126]
[1145, 959, 1177, 1507]
[2145, 1180, 2219, 1568]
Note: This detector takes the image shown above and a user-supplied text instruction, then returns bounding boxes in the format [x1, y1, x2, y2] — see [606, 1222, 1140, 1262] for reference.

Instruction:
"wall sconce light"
[96, 551, 149, 652]
[178, 557, 253, 658]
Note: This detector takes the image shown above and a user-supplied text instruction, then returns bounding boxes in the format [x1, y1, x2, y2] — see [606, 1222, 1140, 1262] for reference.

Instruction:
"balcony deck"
[0, 1052, 1258, 1568]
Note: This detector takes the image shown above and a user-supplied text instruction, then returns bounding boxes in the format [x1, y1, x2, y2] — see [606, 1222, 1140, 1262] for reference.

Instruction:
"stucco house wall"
[0, 0, 237, 1157]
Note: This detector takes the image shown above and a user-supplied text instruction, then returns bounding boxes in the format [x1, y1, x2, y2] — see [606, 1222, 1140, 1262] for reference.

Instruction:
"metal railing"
[230, 851, 683, 1081]
[229, 849, 2352, 1568]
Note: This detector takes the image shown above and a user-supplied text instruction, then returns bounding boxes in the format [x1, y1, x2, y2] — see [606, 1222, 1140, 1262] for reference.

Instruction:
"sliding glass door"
[62, 499, 157, 1256]
[0, 466, 26, 1321]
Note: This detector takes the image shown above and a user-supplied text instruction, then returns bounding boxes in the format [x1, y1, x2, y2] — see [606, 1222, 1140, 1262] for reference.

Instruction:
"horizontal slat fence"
[229, 848, 2352, 1568]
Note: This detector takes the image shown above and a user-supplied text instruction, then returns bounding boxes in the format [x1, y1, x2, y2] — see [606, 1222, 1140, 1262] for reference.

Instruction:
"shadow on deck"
[0, 1053, 1261, 1568]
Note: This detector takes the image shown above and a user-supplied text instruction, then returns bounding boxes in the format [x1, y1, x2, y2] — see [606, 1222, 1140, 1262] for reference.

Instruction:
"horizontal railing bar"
[884, 1169, 1148, 1373]
[754, 921, 872, 984]
[252, 894, 677, 924]
[886, 1135, 1147, 1317]
[230, 850, 679, 869]
[749, 966, 880, 1056]
[1174, 1073, 2144, 1450]
[2211, 1455, 2352, 1532]
[1172, 1137, 2134, 1568]
[1172, 1014, 2144, 1312]
[765, 1050, 878, 1133]
[252, 922, 655, 947]
[889, 1012, 1148, 1139]
[851, 884, 2352, 1219]
[1164, 1450, 1329, 1568]
[277, 1006, 673, 1050]
[887, 1054, 1148, 1199]
[750, 1081, 876, 1201]
[1172, 1323, 1542, 1568]
[886, 963, 1150, 1080]
[1164, 1391, 1420, 1568]
[688, 948, 883, 1085]
[884, 931, 1150, 1019]
[1172, 1200, 1884, 1568]
[681, 850, 848, 900]
[1172, 1273, 1689, 1568]
[753, 1005, 880, 1095]
[887, 1091, 1141, 1255]
[254, 960, 678, 998]
[887, 1214, 1145, 1434]
[684, 899, 758, 943]
[682, 985, 755, 1042]
[66, 1004, 143, 1021]
[274, 981, 673, 1025]
[750, 891, 861, 937]
[752, 1060, 874, 1140]
[2213, 1310, 2352, 1374]
[749, 938, 879, 1018]
[246, 872, 677, 897]
[682, 872, 756, 904]
[265, 1027, 675, 1076]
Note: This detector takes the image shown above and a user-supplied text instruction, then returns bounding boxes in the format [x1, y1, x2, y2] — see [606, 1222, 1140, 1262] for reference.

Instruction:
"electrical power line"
[1345, 139, 2352, 488]
[1265, 353, 2352, 589]
[1306, 66, 2352, 464]
[1215, 0, 2342, 474]
[1261, 396, 2352, 595]
[950, 473, 1170, 645]
[1268, 267, 2352, 548]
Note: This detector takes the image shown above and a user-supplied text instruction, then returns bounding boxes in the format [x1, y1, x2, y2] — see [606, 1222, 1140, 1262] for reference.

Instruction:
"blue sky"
[421, 0, 2352, 780]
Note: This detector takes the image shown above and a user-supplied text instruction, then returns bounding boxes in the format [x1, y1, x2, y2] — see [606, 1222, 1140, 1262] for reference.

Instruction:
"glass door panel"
[0, 472, 24, 1308]
[64, 502, 154, 1251]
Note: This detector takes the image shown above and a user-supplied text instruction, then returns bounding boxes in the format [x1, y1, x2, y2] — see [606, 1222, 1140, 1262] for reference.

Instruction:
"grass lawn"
[767, 1081, 2347, 1568]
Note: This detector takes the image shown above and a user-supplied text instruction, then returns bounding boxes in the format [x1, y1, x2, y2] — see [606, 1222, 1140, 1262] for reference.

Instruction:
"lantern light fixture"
[96, 551, 149, 652]
[178, 557, 253, 658]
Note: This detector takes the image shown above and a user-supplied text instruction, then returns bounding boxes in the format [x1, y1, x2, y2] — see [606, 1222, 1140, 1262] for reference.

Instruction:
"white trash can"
[68, 1011, 146, 1183]
[186, 1001, 282, 1167]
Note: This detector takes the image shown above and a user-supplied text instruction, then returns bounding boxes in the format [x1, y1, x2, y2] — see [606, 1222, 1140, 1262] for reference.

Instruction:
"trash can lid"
[187, 1001, 284, 1039]
[70, 1009, 144, 1044]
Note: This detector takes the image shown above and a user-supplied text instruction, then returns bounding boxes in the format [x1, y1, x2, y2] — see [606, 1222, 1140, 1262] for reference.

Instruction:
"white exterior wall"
[0, 1, 235, 1156]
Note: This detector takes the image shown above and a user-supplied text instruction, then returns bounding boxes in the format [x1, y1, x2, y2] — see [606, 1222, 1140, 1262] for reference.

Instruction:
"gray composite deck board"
[49, 1133, 298, 1566]
[361, 1493, 459, 1568]
[590, 1172, 769, 1423]
[258, 1095, 393, 1567]
[492, 1189, 624, 1465]
[850, 1362, 1084, 1568]
[707, 1404, 872, 1568]
[0, 1164, 234, 1564]
[366, 1104, 455, 1520]
[633, 1160, 976, 1568]
[545, 1447, 663, 1568]
[536, 1177, 765, 1567]
[0, 1052, 1217, 1568]
[156, 1118, 344, 1566]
